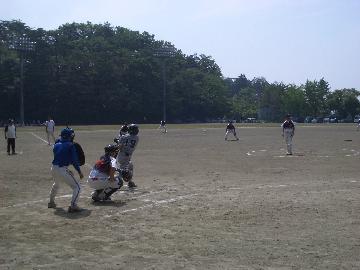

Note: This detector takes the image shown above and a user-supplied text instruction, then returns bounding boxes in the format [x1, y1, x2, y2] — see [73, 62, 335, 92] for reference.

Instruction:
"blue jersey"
[52, 139, 81, 173]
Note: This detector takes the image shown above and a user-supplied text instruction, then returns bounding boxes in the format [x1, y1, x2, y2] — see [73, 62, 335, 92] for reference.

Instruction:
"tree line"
[1, 20, 359, 124]
[226, 76, 360, 122]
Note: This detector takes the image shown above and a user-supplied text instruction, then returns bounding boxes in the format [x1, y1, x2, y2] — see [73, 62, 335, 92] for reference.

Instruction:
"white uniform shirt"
[6, 125, 16, 138]
[118, 134, 139, 157]
[46, 120, 55, 132]
[88, 157, 117, 180]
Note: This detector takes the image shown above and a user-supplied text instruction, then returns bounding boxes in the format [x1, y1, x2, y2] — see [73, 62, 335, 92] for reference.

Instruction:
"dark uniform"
[225, 122, 239, 141]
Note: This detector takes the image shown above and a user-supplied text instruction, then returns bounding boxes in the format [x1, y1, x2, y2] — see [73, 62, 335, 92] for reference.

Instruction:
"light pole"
[8, 35, 35, 126]
[154, 45, 175, 123]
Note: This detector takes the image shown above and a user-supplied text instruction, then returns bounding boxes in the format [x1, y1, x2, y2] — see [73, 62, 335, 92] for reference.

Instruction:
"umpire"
[48, 128, 84, 213]
[4, 119, 16, 155]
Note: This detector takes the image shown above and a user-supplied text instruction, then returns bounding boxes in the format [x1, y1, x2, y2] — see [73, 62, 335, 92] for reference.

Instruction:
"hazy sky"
[1, 0, 359, 90]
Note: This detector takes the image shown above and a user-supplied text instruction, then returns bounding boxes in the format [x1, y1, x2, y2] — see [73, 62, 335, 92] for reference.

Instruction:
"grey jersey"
[118, 134, 139, 157]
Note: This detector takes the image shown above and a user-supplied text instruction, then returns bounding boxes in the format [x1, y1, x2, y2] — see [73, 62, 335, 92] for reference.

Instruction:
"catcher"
[88, 144, 123, 202]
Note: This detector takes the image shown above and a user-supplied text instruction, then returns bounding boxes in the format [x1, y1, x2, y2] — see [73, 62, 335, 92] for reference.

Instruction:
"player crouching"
[225, 120, 239, 141]
[88, 144, 123, 202]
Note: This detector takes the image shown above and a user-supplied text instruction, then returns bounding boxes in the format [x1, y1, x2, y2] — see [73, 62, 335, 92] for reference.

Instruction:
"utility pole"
[154, 45, 175, 123]
[8, 35, 36, 126]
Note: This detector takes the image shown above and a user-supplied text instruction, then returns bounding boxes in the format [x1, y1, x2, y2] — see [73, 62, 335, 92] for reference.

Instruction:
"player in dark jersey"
[159, 120, 167, 133]
[225, 121, 239, 141]
[281, 114, 295, 155]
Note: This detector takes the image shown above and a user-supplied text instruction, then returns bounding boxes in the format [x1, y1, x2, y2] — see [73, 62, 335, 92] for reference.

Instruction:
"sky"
[1, 0, 359, 90]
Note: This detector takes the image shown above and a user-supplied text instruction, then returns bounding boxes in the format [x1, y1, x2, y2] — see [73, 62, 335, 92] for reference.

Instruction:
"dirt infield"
[1, 124, 360, 269]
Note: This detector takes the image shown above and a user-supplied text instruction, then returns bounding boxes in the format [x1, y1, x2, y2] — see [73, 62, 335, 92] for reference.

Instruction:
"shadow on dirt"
[91, 200, 127, 208]
[53, 208, 92, 219]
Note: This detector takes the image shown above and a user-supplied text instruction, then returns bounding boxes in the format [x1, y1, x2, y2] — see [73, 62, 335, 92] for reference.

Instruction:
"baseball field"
[0, 123, 359, 270]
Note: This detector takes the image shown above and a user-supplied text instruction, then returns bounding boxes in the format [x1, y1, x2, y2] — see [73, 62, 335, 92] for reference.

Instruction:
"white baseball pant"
[284, 129, 294, 154]
[50, 165, 81, 207]
[46, 131, 56, 145]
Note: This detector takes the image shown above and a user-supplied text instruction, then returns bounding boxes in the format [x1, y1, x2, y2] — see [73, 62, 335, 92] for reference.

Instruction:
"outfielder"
[48, 128, 84, 213]
[88, 144, 123, 202]
[45, 116, 55, 145]
[225, 121, 239, 141]
[116, 124, 139, 188]
[281, 114, 295, 155]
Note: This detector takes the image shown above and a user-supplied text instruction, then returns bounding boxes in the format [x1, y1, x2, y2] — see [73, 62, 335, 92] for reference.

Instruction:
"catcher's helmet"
[104, 144, 118, 155]
[60, 128, 74, 141]
[128, 124, 139, 135]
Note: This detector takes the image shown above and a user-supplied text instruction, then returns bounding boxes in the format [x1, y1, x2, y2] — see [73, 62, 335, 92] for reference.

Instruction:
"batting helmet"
[128, 124, 139, 135]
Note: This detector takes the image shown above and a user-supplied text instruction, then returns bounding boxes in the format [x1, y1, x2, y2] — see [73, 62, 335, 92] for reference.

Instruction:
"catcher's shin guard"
[103, 188, 119, 200]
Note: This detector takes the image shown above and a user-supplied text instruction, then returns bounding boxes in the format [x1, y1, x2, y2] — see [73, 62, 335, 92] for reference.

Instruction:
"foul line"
[2, 194, 77, 209]
[30, 132, 48, 144]
[104, 193, 198, 218]
[1, 189, 168, 210]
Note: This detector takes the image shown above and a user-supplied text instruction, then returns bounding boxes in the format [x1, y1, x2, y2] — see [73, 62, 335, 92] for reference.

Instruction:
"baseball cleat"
[128, 181, 137, 188]
[91, 195, 101, 202]
[68, 205, 82, 213]
[48, 202, 56, 208]
[91, 192, 101, 202]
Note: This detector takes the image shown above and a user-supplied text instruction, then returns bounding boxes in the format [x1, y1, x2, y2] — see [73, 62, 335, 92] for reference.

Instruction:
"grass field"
[1, 123, 360, 269]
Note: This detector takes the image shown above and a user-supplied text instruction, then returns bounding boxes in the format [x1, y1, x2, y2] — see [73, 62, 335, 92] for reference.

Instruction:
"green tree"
[230, 87, 258, 120]
[304, 78, 330, 117]
[327, 88, 360, 119]
[259, 82, 286, 121]
[282, 84, 307, 118]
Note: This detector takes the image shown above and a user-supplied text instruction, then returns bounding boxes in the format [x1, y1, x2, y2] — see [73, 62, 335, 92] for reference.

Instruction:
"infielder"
[281, 114, 295, 155]
[48, 128, 84, 213]
[88, 144, 123, 202]
[225, 121, 239, 141]
[159, 120, 167, 133]
[45, 117, 55, 145]
[116, 124, 139, 188]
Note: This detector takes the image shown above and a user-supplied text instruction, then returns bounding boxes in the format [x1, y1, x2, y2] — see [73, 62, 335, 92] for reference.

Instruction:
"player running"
[115, 124, 139, 188]
[281, 114, 295, 155]
[225, 120, 239, 141]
